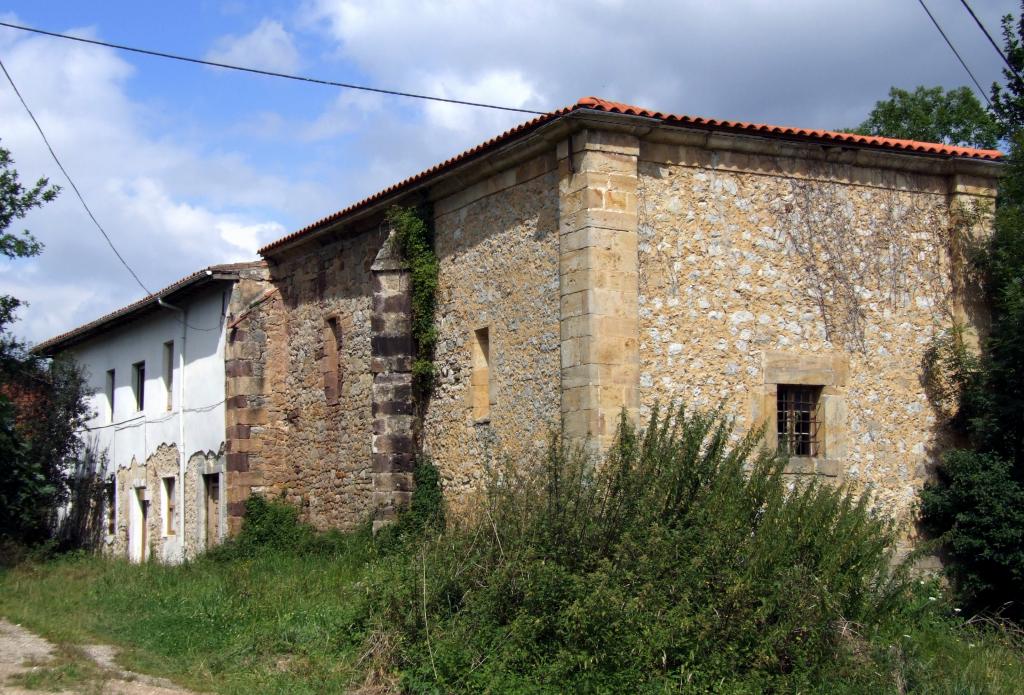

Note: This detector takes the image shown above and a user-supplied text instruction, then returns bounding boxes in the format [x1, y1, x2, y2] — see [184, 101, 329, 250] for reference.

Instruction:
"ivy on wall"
[385, 205, 439, 396]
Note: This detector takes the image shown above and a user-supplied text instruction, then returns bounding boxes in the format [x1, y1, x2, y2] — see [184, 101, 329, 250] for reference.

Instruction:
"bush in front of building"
[369, 406, 925, 693]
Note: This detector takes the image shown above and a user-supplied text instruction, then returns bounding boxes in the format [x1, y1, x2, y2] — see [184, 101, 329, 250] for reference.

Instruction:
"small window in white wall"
[132, 361, 145, 412]
[163, 341, 174, 411]
[105, 369, 115, 422]
[162, 476, 176, 536]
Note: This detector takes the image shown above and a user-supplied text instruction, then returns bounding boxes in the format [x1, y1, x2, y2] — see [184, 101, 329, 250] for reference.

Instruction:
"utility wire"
[916, 0, 992, 106]
[2, 57, 228, 332]
[958, 0, 1024, 89]
[0, 20, 548, 116]
[0, 56, 154, 295]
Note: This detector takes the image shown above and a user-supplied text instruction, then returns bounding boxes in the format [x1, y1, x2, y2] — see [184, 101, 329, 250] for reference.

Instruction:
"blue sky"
[0, 0, 1014, 343]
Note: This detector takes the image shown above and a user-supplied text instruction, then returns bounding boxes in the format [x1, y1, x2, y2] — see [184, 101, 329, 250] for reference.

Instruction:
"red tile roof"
[34, 262, 264, 355]
[259, 95, 1004, 255]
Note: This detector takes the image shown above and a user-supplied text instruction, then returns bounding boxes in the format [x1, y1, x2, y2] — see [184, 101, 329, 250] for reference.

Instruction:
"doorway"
[204, 473, 220, 548]
[130, 486, 149, 562]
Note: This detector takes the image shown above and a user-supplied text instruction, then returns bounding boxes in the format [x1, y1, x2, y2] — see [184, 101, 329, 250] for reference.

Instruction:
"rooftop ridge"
[259, 96, 1003, 255]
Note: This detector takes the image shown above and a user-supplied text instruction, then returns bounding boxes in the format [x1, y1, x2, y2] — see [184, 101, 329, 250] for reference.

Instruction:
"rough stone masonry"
[223, 99, 999, 546]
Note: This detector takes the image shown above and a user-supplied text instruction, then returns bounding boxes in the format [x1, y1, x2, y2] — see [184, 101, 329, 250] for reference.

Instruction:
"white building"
[36, 262, 266, 562]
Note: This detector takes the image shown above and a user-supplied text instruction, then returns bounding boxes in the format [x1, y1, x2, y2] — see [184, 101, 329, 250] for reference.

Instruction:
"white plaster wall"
[71, 287, 229, 474]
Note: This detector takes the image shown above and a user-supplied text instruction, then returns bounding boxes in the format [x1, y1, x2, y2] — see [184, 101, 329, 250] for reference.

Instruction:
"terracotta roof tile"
[259, 96, 1003, 256]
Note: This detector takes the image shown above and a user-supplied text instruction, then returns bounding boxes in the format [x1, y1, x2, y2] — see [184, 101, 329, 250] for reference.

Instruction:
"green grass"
[1, 536, 1023, 693]
[7, 642, 109, 693]
[0, 535, 380, 694]
[2, 412, 1024, 693]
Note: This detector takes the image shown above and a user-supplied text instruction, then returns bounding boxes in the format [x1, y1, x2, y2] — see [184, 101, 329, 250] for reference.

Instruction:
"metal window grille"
[777, 385, 822, 457]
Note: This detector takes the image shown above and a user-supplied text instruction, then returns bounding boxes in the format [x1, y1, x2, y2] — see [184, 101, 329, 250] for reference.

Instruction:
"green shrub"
[374, 457, 446, 554]
[233, 495, 315, 553]
[372, 406, 912, 692]
[921, 450, 1024, 618]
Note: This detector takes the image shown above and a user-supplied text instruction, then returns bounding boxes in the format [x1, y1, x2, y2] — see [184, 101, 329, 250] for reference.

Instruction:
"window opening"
[204, 474, 220, 547]
[777, 385, 822, 457]
[472, 327, 491, 421]
[163, 341, 174, 411]
[163, 476, 176, 536]
[323, 317, 343, 405]
[105, 369, 115, 422]
[132, 361, 145, 411]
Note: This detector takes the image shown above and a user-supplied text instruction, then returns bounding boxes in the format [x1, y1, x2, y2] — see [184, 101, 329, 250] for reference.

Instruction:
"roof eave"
[259, 103, 1004, 257]
[33, 268, 243, 356]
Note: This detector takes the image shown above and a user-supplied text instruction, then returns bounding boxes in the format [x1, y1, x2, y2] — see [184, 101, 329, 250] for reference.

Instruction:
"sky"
[0, 0, 1016, 343]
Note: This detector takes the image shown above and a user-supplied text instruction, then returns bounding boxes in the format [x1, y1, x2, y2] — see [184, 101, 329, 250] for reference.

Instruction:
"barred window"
[777, 385, 823, 457]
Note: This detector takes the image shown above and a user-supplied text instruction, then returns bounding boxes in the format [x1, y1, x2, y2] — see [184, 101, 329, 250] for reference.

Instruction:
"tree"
[0, 144, 58, 327]
[913, 7, 1024, 619]
[849, 85, 1000, 149]
[0, 142, 92, 549]
[990, 2, 1024, 139]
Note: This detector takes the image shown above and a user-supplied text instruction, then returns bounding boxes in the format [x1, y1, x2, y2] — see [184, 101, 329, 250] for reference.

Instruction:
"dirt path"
[0, 619, 201, 694]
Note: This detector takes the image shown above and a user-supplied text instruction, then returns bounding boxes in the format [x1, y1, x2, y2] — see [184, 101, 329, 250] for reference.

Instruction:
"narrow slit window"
[132, 361, 145, 412]
[323, 317, 343, 405]
[777, 385, 823, 457]
[105, 369, 115, 422]
[472, 327, 491, 421]
[163, 341, 174, 411]
[163, 476, 176, 536]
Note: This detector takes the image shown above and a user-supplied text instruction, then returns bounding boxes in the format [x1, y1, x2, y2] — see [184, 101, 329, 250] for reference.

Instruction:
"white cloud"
[302, 89, 386, 141]
[217, 220, 287, 259]
[205, 19, 301, 73]
[0, 22, 324, 343]
[421, 69, 540, 134]
[301, 0, 1008, 129]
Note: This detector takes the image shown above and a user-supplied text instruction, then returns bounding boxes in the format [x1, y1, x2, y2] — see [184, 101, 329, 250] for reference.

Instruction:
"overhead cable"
[0, 20, 548, 116]
[957, 0, 1024, 89]
[916, 0, 992, 106]
[0, 56, 154, 295]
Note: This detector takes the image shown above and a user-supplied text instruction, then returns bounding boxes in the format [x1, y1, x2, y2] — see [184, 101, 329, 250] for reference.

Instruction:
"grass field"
[2, 411, 1023, 693]
[2, 527, 1024, 693]
[0, 530, 380, 694]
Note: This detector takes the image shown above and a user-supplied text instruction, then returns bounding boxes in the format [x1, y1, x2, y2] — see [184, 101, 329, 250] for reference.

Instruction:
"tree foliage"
[0, 142, 91, 548]
[991, 2, 1024, 139]
[912, 5, 1024, 620]
[850, 85, 1000, 149]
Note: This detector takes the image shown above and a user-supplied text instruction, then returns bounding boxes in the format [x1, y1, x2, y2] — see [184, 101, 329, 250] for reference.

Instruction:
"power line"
[0, 56, 154, 296]
[2, 57, 227, 333]
[916, 0, 992, 106]
[958, 0, 1024, 89]
[0, 20, 548, 116]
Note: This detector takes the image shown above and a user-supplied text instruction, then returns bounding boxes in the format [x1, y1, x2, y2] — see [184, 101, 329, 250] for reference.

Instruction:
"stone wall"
[422, 152, 562, 502]
[233, 121, 997, 541]
[634, 138, 997, 530]
[228, 231, 384, 532]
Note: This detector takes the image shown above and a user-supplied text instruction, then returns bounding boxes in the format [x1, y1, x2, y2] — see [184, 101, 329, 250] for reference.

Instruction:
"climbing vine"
[385, 205, 439, 396]
[780, 163, 949, 351]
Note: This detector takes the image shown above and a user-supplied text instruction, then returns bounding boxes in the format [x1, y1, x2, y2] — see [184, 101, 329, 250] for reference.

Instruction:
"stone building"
[42, 97, 1003, 556]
